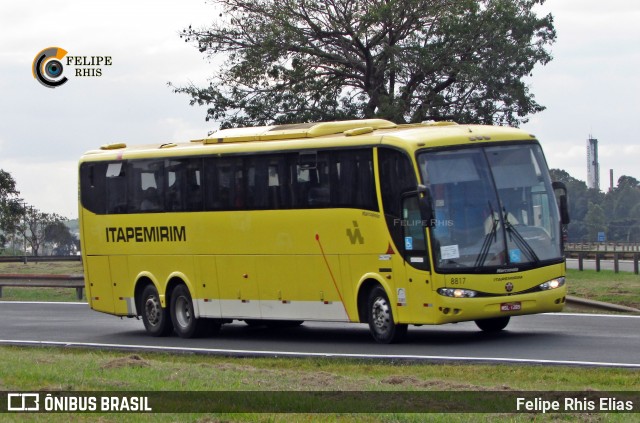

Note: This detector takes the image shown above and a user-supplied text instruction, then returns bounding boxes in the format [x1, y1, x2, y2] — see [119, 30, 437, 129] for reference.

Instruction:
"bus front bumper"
[427, 286, 567, 325]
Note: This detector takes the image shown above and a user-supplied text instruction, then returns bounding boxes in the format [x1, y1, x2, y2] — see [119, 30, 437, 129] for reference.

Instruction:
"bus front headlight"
[539, 277, 566, 291]
[438, 288, 478, 298]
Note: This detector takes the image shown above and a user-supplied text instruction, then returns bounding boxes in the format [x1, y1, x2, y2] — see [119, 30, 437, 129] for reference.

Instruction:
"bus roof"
[81, 119, 537, 161]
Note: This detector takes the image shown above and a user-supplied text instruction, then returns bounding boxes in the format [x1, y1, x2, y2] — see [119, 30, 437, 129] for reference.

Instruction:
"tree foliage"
[0, 169, 77, 255]
[172, 0, 555, 128]
[45, 220, 78, 255]
[550, 169, 640, 243]
[0, 170, 21, 252]
[16, 208, 66, 256]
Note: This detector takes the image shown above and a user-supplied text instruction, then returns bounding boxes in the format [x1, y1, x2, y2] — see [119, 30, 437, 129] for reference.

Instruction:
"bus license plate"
[500, 302, 521, 312]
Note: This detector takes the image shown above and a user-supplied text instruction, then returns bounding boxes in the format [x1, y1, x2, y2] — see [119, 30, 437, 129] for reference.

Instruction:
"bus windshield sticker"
[441, 244, 460, 260]
[106, 162, 123, 178]
[404, 237, 413, 250]
[509, 249, 522, 263]
[409, 257, 424, 263]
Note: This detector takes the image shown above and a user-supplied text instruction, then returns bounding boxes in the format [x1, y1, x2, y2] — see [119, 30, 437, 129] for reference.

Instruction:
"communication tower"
[587, 136, 599, 190]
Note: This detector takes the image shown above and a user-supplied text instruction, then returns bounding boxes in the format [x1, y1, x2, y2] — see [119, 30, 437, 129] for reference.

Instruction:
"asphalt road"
[1, 302, 639, 368]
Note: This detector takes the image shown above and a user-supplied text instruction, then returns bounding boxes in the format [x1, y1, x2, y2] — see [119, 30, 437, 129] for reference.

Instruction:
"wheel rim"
[144, 295, 162, 327]
[174, 295, 192, 329]
[371, 296, 391, 335]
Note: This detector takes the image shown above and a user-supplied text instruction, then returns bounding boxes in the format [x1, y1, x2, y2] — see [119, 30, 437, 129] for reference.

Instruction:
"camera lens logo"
[32, 47, 68, 88]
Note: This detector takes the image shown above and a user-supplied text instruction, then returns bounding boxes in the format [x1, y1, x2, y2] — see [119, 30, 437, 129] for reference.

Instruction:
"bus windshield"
[417, 143, 562, 272]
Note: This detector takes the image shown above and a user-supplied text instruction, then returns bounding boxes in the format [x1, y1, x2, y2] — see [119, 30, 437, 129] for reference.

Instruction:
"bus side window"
[105, 162, 127, 214]
[267, 157, 290, 209]
[185, 161, 203, 211]
[307, 153, 330, 207]
[334, 149, 376, 210]
[165, 158, 203, 212]
[80, 162, 108, 214]
[128, 160, 164, 213]
[204, 157, 244, 210]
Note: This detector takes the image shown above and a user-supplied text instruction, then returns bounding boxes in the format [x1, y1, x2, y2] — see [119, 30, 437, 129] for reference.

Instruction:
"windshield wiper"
[503, 208, 540, 264]
[474, 202, 499, 268]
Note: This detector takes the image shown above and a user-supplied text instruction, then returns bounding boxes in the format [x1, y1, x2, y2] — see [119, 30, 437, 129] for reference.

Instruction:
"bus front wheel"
[475, 316, 510, 332]
[140, 284, 173, 337]
[367, 286, 407, 343]
[170, 284, 219, 338]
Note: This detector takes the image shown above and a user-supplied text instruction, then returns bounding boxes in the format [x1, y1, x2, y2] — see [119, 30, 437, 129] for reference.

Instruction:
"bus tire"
[475, 316, 510, 332]
[367, 286, 407, 343]
[170, 284, 209, 338]
[141, 284, 173, 337]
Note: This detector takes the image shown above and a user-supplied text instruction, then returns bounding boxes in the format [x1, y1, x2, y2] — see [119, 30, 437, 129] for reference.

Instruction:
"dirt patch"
[101, 354, 150, 370]
[203, 362, 260, 373]
[381, 375, 421, 385]
[381, 375, 509, 391]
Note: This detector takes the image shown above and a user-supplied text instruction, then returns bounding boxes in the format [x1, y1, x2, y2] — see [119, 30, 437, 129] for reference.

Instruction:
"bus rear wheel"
[475, 316, 510, 332]
[367, 286, 407, 343]
[140, 284, 173, 337]
[170, 284, 218, 338]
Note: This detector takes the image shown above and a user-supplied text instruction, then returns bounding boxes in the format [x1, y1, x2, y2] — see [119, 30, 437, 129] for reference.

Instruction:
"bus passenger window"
[80, 162, 107, 214]
[165, 158, 203, 212]
[105, 162, 127, 214]
[128, 160, 164, 213]
[140, 187, 161, 211]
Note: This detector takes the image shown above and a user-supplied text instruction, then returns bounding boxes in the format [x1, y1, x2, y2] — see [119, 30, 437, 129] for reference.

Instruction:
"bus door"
[399, 194, 434, 323]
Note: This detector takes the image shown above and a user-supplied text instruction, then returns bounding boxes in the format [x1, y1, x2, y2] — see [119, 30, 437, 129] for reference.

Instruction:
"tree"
[16, 207, 65, 256]
[616, 175, 639, 190]
[605, 175, 640, 242]
[584, 202, 606, 243]
[45, 221, 78, 255]
[549, 169, 603, 242]
[0, 170, 21, 253]
[172, 0, 555, 128]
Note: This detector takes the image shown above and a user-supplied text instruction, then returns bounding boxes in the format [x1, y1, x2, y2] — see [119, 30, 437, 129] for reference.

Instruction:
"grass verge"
[566, 269, 640, 309]
[0, 346, 638, 422]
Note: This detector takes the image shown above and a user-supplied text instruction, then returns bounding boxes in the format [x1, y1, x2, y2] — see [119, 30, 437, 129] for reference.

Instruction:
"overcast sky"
[1, 0, 638, 218]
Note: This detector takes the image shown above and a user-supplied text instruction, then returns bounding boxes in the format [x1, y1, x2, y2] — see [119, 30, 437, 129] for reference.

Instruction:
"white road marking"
[1, 303, 638, 367]
[0, 339, 638, 368]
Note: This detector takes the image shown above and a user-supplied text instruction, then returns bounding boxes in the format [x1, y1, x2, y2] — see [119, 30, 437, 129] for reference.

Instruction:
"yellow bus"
[78, 119, 569, 343]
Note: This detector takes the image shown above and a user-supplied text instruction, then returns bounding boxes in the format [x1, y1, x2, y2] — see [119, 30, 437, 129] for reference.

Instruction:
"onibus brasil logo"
[32, 47, 68, 88]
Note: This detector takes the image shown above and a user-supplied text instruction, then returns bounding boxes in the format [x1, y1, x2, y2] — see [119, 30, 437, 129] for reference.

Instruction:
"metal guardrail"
[565, 250, 640, 274]
[0, 255, 81, 263]
[566, 242, 640, 252]
[0, 274, 85, 300]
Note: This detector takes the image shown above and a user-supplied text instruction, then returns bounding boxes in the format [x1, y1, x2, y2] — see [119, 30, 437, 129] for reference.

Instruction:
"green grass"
[566, 269, 640, 309]
[0, 261, 84, 302]
[0, 261, 82, 275]
[0, 346, 638, 422]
